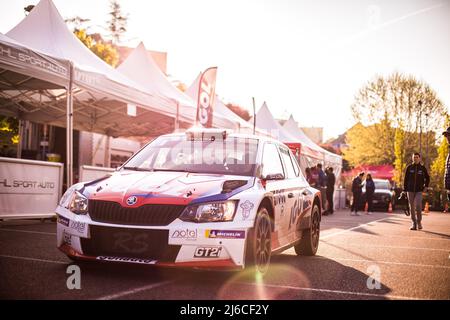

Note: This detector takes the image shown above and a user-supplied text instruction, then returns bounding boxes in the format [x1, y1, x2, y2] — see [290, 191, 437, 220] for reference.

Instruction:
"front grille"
[88, 200, 185, 226]
[81, 225, 180, 261]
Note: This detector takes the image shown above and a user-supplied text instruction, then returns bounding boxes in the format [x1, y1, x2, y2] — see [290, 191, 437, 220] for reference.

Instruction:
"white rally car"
[56, 129, 322, 274]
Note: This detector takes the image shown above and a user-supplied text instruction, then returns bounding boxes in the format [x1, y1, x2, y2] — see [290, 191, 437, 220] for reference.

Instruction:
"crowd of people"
[303, 127, 450, 232]
[348, 152, 431, 230]
[305, 163, 335, 216]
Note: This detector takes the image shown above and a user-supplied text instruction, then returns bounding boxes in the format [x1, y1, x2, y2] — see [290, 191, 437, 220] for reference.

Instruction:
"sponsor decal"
[70, 220, 86, 234]
[0, 179, 55, 189]
[171, 229, 198, 241]
[273, 189, 287, 206]
[96, 256, 156, 265]
[289, 199, 301, 230]
[194, 247, 222, 258]
[240, 200, 254, 220]
[57, 215, 70, 227]
[113, 232, 149, 254]
[205, 230, 245, 239]
[126, 196, 138, 206]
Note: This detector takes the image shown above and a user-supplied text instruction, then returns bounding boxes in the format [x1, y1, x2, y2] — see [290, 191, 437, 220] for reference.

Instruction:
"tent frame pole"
[175, 101, 179, 131]
[66, 62, 74, 187]
[252, 97, 256, 135]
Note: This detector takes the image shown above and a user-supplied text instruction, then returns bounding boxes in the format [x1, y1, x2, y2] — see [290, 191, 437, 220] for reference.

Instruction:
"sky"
[0, 0, 449, 140]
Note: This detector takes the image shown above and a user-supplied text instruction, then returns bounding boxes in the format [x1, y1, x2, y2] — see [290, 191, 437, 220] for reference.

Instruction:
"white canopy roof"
[0, 32, 69, 90]
[117, 42, 193, 108]
[283, 115, 342, 165]
[250, 102, 300, 142]
[3, 0, 181, 137]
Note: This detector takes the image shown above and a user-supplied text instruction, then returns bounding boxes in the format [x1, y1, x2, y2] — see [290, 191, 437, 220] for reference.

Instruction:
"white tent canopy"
[283, 115, 342, 165]
[282, 114, 342, 181]
[0, 32, 69, 90]
[0, 0, 202, 186]
[4, 0, 181, 137]
[250, 102, 300, 142]
[118, 43, 236, 129]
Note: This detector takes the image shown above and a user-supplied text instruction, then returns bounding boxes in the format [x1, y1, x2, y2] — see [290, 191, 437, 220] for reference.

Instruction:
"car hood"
[83, 171, 253, 207]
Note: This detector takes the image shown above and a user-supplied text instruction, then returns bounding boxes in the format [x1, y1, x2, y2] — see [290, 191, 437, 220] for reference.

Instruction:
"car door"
[260, 142, 290, 249]
[278, 145, 304, 245]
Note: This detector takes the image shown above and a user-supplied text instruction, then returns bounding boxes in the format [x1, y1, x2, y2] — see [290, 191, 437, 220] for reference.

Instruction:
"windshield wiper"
[152, 168, 188, 172]
[122, 166, 152, 172]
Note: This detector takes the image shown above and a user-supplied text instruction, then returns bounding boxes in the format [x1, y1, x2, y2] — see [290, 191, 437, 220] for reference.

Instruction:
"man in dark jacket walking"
[324, 167, 336, 215]
[403, 153, 430, 230]
[351, 172, 365, 216]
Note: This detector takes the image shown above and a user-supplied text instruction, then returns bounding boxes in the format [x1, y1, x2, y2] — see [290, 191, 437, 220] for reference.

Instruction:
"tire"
[294, 203, 320, 256]
[245, 207, 272, 275]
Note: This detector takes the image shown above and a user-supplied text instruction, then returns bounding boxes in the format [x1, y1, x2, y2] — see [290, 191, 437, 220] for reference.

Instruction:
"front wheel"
[294, 203, 320, 256]
[245, 208, 272, 275]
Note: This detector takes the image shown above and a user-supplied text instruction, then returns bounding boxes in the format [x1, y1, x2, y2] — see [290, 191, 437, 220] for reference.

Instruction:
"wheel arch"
[312, 194, 322, 221]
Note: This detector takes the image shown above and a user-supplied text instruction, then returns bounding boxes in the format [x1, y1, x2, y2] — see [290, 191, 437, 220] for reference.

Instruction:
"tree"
[343, 119, 395, 167]
[430, 114, 450, 190]
[74, 29, 119, 67]
[351, 72, 446, 142]
[225, 103, 251, 121]
[107, 0, 128, 45]
[349, 72, 445, 182]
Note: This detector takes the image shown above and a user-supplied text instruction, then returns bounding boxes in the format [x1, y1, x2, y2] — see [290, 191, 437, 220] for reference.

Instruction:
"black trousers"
[366, 193, 374, 212]
[326, 188, 334, 213]
[351, 193, 361, 212]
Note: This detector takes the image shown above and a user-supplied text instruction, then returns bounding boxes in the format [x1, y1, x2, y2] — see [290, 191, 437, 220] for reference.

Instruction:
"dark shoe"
[410, 224, 417, 230]
[418, 223, 423, 230]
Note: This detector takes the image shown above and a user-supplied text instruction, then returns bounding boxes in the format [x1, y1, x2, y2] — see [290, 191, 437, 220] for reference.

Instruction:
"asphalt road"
[1, 209, 449, 300]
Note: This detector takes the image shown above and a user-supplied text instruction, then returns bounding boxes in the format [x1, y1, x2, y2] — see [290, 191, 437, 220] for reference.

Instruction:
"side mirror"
[263, 173, 285, 181]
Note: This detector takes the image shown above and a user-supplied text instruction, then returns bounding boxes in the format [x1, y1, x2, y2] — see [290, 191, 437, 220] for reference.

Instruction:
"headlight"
[69, 191, 89, 215]
[179, 200, 237, 223]
[59, 183, 83, 207]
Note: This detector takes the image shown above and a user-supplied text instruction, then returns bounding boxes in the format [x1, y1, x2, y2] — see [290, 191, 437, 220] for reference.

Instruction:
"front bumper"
[56, 206, 250, 270]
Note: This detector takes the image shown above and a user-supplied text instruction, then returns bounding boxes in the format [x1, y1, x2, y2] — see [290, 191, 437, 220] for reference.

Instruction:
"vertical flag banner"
[196, 67, 217, 127]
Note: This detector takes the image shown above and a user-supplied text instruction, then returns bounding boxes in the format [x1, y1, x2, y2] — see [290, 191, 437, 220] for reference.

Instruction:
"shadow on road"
[420, 230, 450, 239]
[165, 254, 392, 300]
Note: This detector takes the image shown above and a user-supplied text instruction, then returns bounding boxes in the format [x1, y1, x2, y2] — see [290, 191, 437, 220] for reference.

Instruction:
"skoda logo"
[126, 196, 138, 206]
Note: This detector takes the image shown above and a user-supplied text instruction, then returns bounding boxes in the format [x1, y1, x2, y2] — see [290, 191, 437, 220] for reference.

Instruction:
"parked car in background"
[360, 178, 396, 211]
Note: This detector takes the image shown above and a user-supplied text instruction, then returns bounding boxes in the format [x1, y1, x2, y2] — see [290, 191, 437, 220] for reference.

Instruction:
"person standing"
[403, 153, 430, 230]
[317, 163, 328, 210]
[324, 167, 336, 215]
[442, 128, 450, 206]
[310, 166, 319, 188]
[365, 174, 375, 215]
[351, 172, 365, 216]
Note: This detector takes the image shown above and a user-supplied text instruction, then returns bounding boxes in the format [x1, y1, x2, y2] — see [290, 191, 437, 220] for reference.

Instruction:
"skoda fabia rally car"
[56, 129, 322, 274]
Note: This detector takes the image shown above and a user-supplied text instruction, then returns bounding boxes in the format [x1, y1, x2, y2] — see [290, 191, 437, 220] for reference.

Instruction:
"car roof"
[160, 130, 283, 145]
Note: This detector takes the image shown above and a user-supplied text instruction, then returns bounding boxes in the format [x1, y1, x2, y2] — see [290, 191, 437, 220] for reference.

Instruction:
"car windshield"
[374, 180, 391, 189]
[122, 135, 259, 176]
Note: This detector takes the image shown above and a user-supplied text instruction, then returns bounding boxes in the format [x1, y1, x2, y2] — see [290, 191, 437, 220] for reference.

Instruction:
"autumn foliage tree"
[346, 72, 445, 183]
[343, 119, 395, 167]
[225, 103, 251, 121]
[74, 29, 119, 67]
[430, 114, 450, 190]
